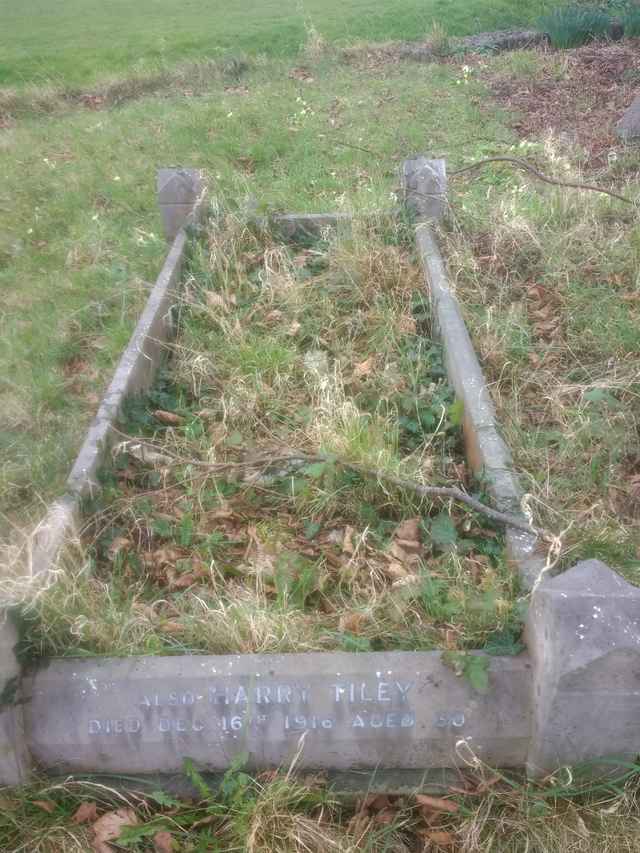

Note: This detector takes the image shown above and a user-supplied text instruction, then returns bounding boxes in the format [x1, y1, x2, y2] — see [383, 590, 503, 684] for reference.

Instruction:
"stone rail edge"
[401, 156, 544, 592]
[0, 168, 207, 785]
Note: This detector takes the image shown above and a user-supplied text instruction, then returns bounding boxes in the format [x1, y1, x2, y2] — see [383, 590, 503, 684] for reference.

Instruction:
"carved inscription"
[85, 674, 467, 739]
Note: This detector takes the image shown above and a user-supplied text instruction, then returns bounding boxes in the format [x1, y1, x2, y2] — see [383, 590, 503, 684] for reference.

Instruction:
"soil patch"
[483, 40, 640, 168]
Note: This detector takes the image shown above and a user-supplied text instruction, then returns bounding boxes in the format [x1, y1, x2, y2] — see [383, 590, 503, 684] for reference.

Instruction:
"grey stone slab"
[23, 651, 531, 774]
[0, 618, 30, 785]
[616, 95, 640, 142]
[527, 559, 640, 776]
[402, 157, 447, 222]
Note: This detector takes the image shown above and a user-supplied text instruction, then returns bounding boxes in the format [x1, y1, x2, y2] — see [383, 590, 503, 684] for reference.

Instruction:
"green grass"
[0, 0, 553, 87]
[443, 134, 640, 580]
[0, 56, 512, 538]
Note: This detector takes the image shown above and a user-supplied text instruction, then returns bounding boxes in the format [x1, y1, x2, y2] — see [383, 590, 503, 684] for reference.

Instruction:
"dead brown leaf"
[107, 537, 132, 562]
[72, 801, 98, 824]
[154, 409, 183, 426]
[289, 66, 315, 82]
[393, 517, 421, 545]
[353, 357, 374, 378]
[363, 793, 393, 811]
[416, 794, 459, 814]
[32, 800, 56, 813]
[383, 560, 410, 582]
[92, 808, 139, 853]
[373, 808, 397, 825]
[205, 291, 228, 311]
[339, 611, 367, 634]
[342, 525, 356, 555]
[153, 830, 176, 853]
[421, 829, 457, 849]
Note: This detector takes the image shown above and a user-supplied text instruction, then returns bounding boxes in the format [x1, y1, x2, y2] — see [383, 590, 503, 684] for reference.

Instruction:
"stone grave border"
[1, 161, 639, 789]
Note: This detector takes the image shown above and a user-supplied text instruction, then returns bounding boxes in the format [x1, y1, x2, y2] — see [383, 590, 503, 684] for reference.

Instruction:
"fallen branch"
[113, 431, 543, 536]
[449, 156, 634, 205]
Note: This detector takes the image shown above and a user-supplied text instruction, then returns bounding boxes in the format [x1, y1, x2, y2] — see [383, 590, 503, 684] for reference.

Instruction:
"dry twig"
[450, 156, 634, 205]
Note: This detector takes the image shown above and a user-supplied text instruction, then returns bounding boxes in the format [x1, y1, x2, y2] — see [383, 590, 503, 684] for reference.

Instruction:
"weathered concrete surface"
[23, 651, 531, 774]
[616, 94, 640, 142]
[402, 157, 447, 222]
[27, 174, 207, 587]
[0, 618, 30, 785]
[402, 158, 544, 590]
[66, 228, 189, 498]
[30, 494, 81, 582]
[527, 559, 640, 776]
[157, 168, 205, 241]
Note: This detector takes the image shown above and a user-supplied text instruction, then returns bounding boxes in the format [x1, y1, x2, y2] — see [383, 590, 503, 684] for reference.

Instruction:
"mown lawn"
[0, 0, 552, 86]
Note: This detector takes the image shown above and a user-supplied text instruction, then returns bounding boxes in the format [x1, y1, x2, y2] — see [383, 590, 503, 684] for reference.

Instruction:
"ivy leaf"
[430, 513, 458, 548]
[483, 628, 524, 657]
[464, 655, 490, 694]
[304, 520, 321, 540]
[442, 651, 490, 694]
[304, 462, 327, 479]
[339, 632, 371, 652]
[448, 398, 464, 427]
[147, 790, 181, 808]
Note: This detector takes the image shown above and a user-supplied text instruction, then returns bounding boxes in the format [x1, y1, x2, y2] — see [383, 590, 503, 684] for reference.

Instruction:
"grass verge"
[3, 758, 640, 851]
[442, 127, 640, 580]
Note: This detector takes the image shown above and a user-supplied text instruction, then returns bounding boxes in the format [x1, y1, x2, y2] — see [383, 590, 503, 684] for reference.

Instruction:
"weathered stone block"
[402, 157, 447, 222]
[157, 168, 204, 240]
[23, 651, 531, 775]
[0, 618, 30, 785]
[527, 559, 640, 776]
[616, 95, 640, 143]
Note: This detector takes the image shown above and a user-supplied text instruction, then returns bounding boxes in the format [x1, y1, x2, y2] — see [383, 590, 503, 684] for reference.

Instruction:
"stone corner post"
[526, 559, 640, 777]
[157, 167, 205, 242]
[401, 156, 447, 222]
[0, 616, 31, 785]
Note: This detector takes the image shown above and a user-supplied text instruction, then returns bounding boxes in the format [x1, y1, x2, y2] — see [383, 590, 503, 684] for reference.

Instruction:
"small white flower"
[113, 175, 121, 181]
[92, 213, 99, 221]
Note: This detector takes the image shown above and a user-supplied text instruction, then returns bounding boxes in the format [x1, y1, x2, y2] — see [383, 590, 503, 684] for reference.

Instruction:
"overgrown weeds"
[443, 134, 640, 580]
[4, 757, 640, 851]
[19, 217, 522, 659]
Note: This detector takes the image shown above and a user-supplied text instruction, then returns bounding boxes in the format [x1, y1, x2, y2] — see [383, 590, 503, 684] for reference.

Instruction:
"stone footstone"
[157, 168, 205, 241]
[616, 95, 640, 142]
[22, 651, 531, 775]
[401, 157, 447, 222]
[527, 559, 640, 776]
